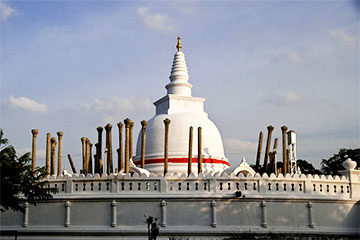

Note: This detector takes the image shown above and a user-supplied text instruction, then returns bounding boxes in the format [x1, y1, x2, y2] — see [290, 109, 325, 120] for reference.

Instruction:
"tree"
[321, 148, 359, 176]
[296, 159, 322, 175]
[0, 129, 57, 213]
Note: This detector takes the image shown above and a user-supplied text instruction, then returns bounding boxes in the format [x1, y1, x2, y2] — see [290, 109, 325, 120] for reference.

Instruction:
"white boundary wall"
[1, 170, 359, 239]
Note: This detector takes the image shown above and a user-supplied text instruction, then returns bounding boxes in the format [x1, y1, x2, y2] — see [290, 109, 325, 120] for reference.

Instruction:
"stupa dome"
[134, 36, 229, 174]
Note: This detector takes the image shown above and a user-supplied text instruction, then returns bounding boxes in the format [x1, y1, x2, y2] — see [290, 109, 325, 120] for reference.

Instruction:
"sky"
[1, 0, 359, 172]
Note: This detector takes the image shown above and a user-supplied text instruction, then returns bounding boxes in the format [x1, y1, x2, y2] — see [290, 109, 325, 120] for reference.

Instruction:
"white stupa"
[134, 36, 229, 174]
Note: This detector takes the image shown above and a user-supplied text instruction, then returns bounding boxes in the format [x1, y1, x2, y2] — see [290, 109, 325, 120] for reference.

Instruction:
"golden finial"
[176, 35, 182, 52]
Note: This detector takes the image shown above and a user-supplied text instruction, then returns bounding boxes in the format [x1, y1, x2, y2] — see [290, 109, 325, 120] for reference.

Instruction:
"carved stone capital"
[163, 118, 171, 126]
[124, 118, 132, 128]
[31, 129, 39, 137]
[97, 126, 103, 133]
[141, 120, 148, 128]
[105, 123, 112, 131]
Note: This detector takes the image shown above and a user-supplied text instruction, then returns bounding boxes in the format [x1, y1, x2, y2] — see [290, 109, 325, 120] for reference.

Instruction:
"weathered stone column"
[85, 138, 90, 174]
[269, 138, 278, 174]
[96, 126, 103, 174]
[198, 127, 203, 174]
[263, 125, 274, 172]
[89, 143, 93, 174]
[163, 118, 171, 175]
[57, 131, 64, 176]
[105, 123, 113, 174]
[255, 131, 263, 172]
[141, 120, 148, 168]
[31, 129, 39, 172]
[50, 137, 57, 175]
[124, 118, 131, 173]
[45, 133, 51, 175]
[81, 137, 86, 173]
[67, 154, 77, 174]
[281, 125, 288, 174]
[117, 122, 124, 171]
[104, 148, 108, 174]
[99, 158, 104, 175]
[188, 126, 193, 176]
[129, 121, 134, 161]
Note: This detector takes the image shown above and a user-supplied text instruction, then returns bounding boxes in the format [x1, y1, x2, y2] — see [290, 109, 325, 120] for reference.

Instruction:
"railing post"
[111, 200, 117, 227]
[307, 201, 314, 228]
[211, 200, 217, 228]
[161, 200, 167, 227]
[23, 202, 29, 227]
[260, 200, 267, 228]
[65, 201, 71, 227]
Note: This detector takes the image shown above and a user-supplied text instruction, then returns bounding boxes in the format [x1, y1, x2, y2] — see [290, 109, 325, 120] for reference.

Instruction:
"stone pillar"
[163, 118, 171, 175]
[255, 131, 263, 172]
[45, 133, 51, 175]
[263, 125, 274, 173]
[89, 143, 93, 174]
[105, 123, 113, 174]
[124, 118, 131, 173]
[65, 201, 71, 227]
[96, 126, 103, 174]
[31, 129, 39, 172]
[188, 126, 193, 176]
[198, 127, 203, 174]
[81, 137, 86, 173]
[141, 120, 148, 168]
[23, 202, 29, 227]
[307, 201, 314, 228]
[281, 126, 288, 174]
[67, 154, 77, 174]
[260, 200, 267, 228]
[57, 131, 64, 176]
[99, 158, 104, 175]
[269, 138, 278, 174]
[211, 200, 216, 228]
[104, 148, 108, 174]
[117, 122, 124, 171]
[111, 200, 117, 227]
[85, 138, 90, 174]
[161, 200, 167, 227]
[50, 137, 57, 175]
[129, 121, 134, 161]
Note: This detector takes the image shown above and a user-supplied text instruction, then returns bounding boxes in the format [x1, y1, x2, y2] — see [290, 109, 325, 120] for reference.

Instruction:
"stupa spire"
[165, 36, 193, 96]
[176, 35, 182, 52]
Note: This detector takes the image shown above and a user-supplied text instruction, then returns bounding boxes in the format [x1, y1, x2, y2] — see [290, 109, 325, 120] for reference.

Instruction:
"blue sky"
[1, 0, 359, 171]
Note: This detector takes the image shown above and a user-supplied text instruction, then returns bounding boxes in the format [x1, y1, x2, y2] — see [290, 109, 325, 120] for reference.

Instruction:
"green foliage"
[296, 159, 322, 175]
[321, 148, 360, 176]
[0, 129, 57, 213]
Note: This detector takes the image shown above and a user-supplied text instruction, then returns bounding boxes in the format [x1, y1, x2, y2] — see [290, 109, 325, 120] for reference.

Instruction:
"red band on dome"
[133, 158, 230, 167]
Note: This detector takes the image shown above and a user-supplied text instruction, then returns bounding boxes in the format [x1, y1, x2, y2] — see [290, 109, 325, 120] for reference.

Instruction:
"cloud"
[0, 1, 17, 21]
[137, 7, 174, 32]
[224, 138, 257, 154]
[8, 96, 48, 112]
[17, 148, 47, 161]
[82, 96, 153, 123]
[329, 28, 356, 46]
[284, 50, 302, 64]
[260, 91, 303, 107]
